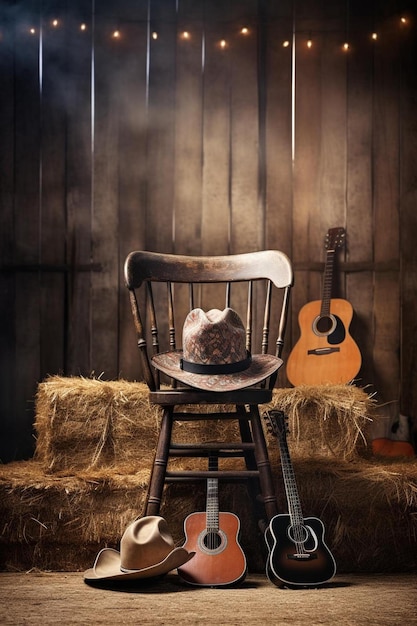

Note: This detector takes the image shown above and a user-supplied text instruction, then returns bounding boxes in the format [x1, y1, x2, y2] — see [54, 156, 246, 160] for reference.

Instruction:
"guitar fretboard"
[320, 249, 335, 317]
[206, 478, 219, 531]
[279, 442, 304, 527]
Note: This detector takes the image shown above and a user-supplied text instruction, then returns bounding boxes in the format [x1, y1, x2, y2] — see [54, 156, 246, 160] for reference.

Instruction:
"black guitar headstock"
[263, 410, 289, 442]
[325, 227, 345, 252]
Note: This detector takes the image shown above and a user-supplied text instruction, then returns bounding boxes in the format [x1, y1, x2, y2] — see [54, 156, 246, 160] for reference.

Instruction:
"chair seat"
[149, 387, 273, 406]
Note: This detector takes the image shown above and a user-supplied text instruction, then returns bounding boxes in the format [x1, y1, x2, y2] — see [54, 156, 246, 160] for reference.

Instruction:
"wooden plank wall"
[0, 0, 416, 461]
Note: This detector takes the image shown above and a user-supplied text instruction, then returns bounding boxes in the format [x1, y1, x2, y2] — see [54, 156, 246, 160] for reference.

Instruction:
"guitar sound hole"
[203, 531, 222, 550]
[288, 524, 309, 545]
[313, 315, 336, 336]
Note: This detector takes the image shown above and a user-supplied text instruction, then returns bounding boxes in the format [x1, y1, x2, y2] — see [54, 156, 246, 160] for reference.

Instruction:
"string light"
[19, 14, 412, 50]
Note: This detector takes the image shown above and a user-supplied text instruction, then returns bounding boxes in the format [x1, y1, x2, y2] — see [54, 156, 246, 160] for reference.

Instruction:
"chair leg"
[248, 405, 279, 523]
[144, 406, 173, 517]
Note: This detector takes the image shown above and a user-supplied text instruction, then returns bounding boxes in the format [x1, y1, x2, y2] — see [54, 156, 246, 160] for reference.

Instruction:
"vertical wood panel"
[346, 12, 375, 389]
[291, 9, 322, 351]
[372, 14, 401, 402]
[201, 11, 232, 257]
[13, 0, 42, 458]
[40, 3, 67, 378]
[400, 14, 417, 433]
[264, 2, 293, 255]
[146, 0, 177, 253]
[0, 4, 17, 461]
[91, 6, 121, 378]
[117, 16, 149, 380]
[173, 2, 204, 256]
[229, 0, 262, 255]
[65, 0, 93, 375]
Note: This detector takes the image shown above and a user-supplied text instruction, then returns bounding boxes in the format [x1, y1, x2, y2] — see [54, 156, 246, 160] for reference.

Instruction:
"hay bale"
[35, 376, 160, 473]
[267, 384, 376, 460]
[1, 458, 416, 573]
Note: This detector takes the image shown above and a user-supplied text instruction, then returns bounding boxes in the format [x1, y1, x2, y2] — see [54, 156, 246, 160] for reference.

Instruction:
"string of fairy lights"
[16, 13, 413, 53]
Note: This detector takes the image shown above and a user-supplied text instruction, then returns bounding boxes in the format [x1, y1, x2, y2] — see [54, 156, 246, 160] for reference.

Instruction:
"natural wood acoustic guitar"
[286, 227, 361, 386]
[178, 456, 247, 587]
[264, 410, 336, 587]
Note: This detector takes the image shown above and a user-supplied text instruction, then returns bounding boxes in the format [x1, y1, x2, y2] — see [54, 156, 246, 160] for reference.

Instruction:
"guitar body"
[178, 511, 247, 587]
[286, 298, 361, 386]
[265, 513, 336, 587]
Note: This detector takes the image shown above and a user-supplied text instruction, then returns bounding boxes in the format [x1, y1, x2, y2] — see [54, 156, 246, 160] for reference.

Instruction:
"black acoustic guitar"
[264, 410, 336, 587]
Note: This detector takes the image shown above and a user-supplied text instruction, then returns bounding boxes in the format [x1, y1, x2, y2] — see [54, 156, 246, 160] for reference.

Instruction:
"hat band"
[180, 352, 252, 375]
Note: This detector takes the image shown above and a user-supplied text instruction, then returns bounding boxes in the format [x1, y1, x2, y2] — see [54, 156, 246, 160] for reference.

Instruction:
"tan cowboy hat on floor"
[151, 307, 283, 392]
[83, 516, 194, 582]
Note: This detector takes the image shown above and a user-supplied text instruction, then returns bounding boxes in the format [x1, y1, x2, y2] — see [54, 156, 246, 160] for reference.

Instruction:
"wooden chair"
[124, 250, 293, 530]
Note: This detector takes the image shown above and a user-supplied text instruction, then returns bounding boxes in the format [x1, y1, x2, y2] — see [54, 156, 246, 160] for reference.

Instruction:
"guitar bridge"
[287, 553, 318, 561]
[307, 347, 340, 355]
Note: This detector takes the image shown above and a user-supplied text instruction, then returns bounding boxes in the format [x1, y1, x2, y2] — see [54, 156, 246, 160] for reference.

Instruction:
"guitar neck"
[206, 477, 219, 531]
[278, 437, 304, 527]
[321, 249, 335, 317]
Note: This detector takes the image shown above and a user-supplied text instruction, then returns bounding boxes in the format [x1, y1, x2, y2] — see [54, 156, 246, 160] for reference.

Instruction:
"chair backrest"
[124, 250, 293, 391]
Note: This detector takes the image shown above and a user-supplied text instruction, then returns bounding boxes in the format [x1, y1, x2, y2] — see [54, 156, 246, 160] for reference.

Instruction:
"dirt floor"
[0, 571, 416, 625]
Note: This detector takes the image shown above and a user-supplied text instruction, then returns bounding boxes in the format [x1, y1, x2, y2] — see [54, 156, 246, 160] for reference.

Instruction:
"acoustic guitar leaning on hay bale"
[286, 227, 361, 386]
[263, 410, 336, 588]
[178, 456, 247, 587]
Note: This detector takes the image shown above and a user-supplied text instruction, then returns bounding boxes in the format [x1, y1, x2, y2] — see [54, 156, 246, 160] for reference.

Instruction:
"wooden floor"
[1, 571, 416, 625]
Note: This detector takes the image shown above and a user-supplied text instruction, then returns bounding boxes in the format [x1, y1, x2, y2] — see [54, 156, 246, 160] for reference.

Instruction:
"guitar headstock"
[325, 227, 345, 252]
[263, 410, 288, 442]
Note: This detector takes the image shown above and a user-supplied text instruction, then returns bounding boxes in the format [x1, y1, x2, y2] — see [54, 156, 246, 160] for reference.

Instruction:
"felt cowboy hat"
[83, 516, 194, 582]
[151, 307, 283, 392]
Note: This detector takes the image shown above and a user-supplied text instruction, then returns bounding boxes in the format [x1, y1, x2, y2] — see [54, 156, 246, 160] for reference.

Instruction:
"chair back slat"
[167, 282, 176, 351]
[262, 281, 272, 355]
[246, 281, 253, 354]
[189, 283, 194, 311]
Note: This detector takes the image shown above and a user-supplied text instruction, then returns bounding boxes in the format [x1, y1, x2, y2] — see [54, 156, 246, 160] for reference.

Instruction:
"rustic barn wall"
[0, 0, 416, 461]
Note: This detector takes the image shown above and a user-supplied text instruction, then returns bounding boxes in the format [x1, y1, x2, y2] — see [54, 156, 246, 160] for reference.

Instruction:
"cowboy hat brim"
[151, 350, 283, 392]
[83, 546, 195, 582]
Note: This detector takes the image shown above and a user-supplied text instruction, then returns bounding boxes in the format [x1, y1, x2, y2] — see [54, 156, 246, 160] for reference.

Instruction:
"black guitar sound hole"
[315, 315, 334, 334]
[204, 531, 222, 550]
